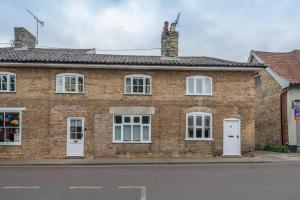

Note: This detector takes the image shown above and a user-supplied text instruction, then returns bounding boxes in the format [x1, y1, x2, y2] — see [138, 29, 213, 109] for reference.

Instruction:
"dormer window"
[0, 72, 16, 92]
[124, 75, 151, 95]
[186, 76, 212, 95]
[56, 73, 84, 93]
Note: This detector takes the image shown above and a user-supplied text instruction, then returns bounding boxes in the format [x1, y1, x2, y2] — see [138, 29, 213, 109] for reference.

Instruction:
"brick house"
[249, 50, 300, 152]
[0, 23, 263, 159]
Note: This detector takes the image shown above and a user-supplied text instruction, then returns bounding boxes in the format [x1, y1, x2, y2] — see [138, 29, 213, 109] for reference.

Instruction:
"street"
[0, 163, 300, 200]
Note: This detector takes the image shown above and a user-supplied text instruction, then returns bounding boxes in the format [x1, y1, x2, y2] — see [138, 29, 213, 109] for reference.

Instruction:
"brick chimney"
[161, 21, 179, 57]
[14, 27, 36, 49]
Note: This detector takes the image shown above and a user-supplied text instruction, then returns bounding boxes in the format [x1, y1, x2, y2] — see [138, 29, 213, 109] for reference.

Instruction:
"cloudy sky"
[0, 0, 300, 61]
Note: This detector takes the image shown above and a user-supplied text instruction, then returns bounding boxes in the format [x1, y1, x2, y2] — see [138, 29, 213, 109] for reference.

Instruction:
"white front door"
[223, 118, 240, 156]
[67, 117, 84, 157]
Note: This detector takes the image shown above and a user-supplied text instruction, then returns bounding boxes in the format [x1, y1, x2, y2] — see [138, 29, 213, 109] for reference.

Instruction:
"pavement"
[0, 151, 300, 166]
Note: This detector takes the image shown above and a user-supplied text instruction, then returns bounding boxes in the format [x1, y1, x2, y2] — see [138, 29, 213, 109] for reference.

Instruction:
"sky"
[1, 0, 300, 61]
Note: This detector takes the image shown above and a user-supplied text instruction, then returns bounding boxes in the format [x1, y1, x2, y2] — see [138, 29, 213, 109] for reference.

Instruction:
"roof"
[253, 50, 300, 84]
[0, 47, 263, 68]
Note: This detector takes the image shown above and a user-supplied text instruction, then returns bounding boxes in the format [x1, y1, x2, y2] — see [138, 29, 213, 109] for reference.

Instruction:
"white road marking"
[118, 186, 147, 200]
[70, 186, 103, 189]
[2, 186, 40, 189]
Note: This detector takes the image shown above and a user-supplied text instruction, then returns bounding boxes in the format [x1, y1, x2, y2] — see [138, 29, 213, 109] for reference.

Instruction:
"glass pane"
[196, 128, 202, 138]
[0, 113, 4, 126]
[145, 85, 151, 94]
[188, 78, 194, 94]
[133, 86, 138, 93]
[133, 125, 140, 141]
[188, 116, 193, 127]
[114, 116, 122, 124]
[71, 84, 76, 91]
[133, 116, 140, 123]
[188, 128, 193, 138]
[114, 126, 121, 141]
[126, 78, 131, 93]
[205, 116, 210, 127]
[76, 119, 82, 126]
[138, 86, 143, 93]
[65, 84, 71, 91]
[205, 128, 210, 138]
[76, 132, 82, 140]
[78, 84, 83, 92]
[5, 113, 19, 127]
[78, 76, 83, 84]
[0, 76, 2, 90]
[204, 78, 212, 94]
[71, 126, 76, 133]
[124, 116, 131, 123]
[71, 77, 76, 84]
[196, 79, 203, 94]
[76, 126, 82, 133]
[143, 126, 149, 141]
[0, 128, 4, 142]
[5, 128, 19, 142]
[133, 78, 138, 85]
[10, 75, 15, 91]
[196, 116, 202, 126]
[142, 116, 150, 124]
[123, 125, 131, 141]
[138, 78, 143, 85]
[70, 119, 76, 126]
[65, 77, 71, 84]
[2, 76, 7, 91]
[70, 133, 75, 139]
[145, 78, 150, 85]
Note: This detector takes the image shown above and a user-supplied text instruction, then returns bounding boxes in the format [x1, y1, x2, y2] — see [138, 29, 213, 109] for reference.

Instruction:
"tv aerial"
[26, 9, 44, 45]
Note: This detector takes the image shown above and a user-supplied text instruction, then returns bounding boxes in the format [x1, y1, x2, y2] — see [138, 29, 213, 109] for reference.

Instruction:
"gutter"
[0, 62, 265, 71]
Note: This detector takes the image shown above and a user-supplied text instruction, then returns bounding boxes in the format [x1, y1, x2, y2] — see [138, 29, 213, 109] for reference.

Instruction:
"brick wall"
[0, 67, 256, 159]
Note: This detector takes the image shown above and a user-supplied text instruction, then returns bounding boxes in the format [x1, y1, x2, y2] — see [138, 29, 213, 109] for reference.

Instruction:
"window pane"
[2, 76, 7, 91]
[76, 126, 82, 133]
[76, 119, 82, 127]
[76, 132, 82, 140]
[188, 78, 194, 94]
[65, 84, 71, 91]
[138, 78, 143, 85]
[133, 116, 140, 123]
[71, 126, 76, 133]
[114, 116, 122, 124]
[78, 84, 83, 92]
[124, 116, 131, 123]
[145, 85, 151, 94]
[204, 78, 212, 94]
[71, 77, 76, 84]
[114, 126, 121, 141]
[143, 126, 149, 141]
[205, 116, 210, 127]
[133, 125, 140, 141]
[65, 77, 71, 84]
[0, 128, 4, 142]
[70, 119, 76, 126]
[133, 78, 138, 85]
[205, 128, 210, 138]
[78, 76, 83, 84]
[195, 79, 202, 94]
[123, 125, 131, 141]
[145, 78, 150, 85]
[133, 86, 138, 93]
[188, 128, 194, 138]
[71, 84, 76, 92]
[196, 116, 202, 126]
[196, 128, 202, 138]
[126, 78, 131, 93]
[5, 113, 19, 127]
[188, 116, 193, 127]
[0, 113, 3, 126]
[142, 116, 150, 124]
[56, 76, 64, 92]
[10, 75, 15, 92]
[70, 133, 75, 140]
[6, 128, 19, 142]
[138, 86, 143, 93]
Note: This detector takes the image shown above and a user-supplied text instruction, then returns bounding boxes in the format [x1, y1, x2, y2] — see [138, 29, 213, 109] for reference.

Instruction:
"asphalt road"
[0, 162, 300, 200]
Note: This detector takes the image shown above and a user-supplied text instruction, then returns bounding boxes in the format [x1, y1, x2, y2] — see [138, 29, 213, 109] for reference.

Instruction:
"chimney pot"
[163, 21, 169, 31]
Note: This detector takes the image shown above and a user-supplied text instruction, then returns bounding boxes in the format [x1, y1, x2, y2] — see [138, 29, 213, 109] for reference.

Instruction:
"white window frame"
[112, 115, 151, 143]
[0, 107, 25, 145]
[185, 112, 213, 141]
[0, 72, 16, 92]
[186, 76, 213, 96]
[124, 74, 152, 95]
[56, 73, 84, 94]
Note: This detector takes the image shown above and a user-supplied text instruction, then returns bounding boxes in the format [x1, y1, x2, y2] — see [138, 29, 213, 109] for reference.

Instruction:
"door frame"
[223, 118, 241, 156]
[66, 117, 85, 157]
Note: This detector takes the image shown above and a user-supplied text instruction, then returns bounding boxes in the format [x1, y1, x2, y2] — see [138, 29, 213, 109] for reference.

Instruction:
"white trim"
[112, 115, 151, 143]
[186, 76, 213, 96]
[109, 107, 155, 115]
[185, 112, 213, 140]
[66, 117, 85, 157]
[0, 63, 263, 71]
[0, 72, 16, 93]
[223, 118, 241, 156]
[124, 74, 152, 95]
[0, 108, 24, 145]
[56, 73, 84, 94]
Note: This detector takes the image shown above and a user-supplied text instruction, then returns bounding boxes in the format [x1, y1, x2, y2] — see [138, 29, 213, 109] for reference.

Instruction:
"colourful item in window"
[11, 119, 19, 126]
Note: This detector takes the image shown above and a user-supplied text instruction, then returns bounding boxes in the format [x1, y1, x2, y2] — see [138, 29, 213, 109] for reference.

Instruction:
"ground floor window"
[186, 112, 212, 140]
[113, 115, 151, 143]
[0, 108, 24, 145]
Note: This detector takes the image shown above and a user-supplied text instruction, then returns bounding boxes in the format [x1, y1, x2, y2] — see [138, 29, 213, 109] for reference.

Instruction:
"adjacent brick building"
[249, 50, 300, 152]
[0, 24, 264, 159]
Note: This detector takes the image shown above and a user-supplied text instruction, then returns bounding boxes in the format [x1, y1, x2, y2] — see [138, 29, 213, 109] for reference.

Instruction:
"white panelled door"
[67, 117, 84, 157]
[223, 118, 240, 156]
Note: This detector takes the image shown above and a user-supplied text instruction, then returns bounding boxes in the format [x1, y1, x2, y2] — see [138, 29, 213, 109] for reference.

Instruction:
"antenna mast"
[174, 12, 181, 25]
[26, 9, 44, 45]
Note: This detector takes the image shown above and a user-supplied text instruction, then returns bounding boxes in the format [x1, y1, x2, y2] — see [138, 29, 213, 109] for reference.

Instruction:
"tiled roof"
[254, 50, 300, 84]
[0, 47, 263, 68]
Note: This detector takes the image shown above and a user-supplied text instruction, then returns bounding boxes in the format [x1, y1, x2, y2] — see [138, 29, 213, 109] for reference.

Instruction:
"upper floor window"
[186, 76, 212, 95]
[254, 73, 261, 86]
[0, 72, 16, 92]
[56, 73, 84, 93]
[124, 75, 151, 95]
[186, 112, 212, 140]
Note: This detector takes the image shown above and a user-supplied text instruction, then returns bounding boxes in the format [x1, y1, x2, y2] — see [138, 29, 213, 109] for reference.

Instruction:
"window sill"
[112, 141, 152, 144]
[0, 142, 21, 145]
[123, 93, 152, 96]
[0, 91, 16, 93]
[55, 92, 85, 94]
[185, 138, 214, 141]
[185, 94, 213, 96]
